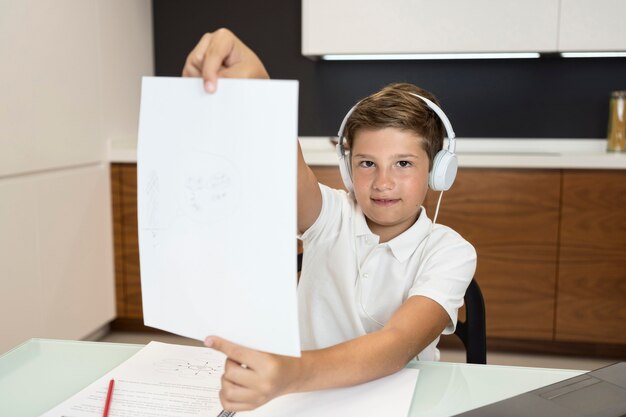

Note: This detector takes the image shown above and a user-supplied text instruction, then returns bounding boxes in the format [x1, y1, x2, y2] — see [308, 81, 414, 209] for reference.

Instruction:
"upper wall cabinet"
[302, 0, 560, 57]
[558, 0, 626, 51]
[0, 0, 104, 177]
[0, 0, 153, 179]
[302, 0, 626, 57]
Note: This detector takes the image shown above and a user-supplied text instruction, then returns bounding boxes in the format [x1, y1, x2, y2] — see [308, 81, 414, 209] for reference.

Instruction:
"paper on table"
[137, 77, 300, 357]
[242, 367, 419, 417]
[41, 341, 226, 417]
[42, 342, 419, 417]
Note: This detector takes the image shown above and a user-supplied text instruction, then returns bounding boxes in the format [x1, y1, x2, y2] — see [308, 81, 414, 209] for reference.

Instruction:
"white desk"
[0, 339, 584, 417]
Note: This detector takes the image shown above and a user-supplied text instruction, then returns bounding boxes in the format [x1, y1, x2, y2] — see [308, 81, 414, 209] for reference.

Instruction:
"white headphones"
[335, 93, 458, 192]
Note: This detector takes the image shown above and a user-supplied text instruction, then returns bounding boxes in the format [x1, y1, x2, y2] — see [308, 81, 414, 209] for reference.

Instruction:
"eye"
[358, 160, 375, 168]
[397, 160, 412, 168]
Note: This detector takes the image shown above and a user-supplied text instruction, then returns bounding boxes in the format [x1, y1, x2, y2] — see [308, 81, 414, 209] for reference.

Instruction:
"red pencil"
[102, 378, 115, 417]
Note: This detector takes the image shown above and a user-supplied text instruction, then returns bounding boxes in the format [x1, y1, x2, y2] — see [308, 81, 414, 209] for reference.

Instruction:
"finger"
[201, 28, 239, 92]
[220, 377, 263, 405]
[182, 32, 213, 78]
[220, 396, 256, 413]
[181, 58, 202, 78]
[220, 381, 265, 413]
[224, 358, 255, 386]
[205, 336, 258, 368]
[219, 65, 251, 79]
[218, 50, 269, 80]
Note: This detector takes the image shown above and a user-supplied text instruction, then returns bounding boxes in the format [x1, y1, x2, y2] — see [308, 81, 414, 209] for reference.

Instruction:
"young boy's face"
[350, 127, 430, 242]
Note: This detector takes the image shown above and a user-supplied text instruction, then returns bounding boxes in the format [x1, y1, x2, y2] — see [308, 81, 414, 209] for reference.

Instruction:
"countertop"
[109, 137, 626, 169]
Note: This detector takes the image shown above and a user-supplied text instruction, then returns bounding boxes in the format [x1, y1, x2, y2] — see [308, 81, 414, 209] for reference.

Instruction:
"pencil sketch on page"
[179, 150, 241, 225]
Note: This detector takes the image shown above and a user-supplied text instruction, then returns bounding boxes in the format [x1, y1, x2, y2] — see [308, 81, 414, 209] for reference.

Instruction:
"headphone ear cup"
[429, 150, 458, 191]
[336, 144, 354, 193]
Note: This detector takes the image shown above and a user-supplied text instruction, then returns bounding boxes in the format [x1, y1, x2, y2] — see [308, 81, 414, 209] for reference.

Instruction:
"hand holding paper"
[206, 336, 303, 411]
[182, 28, 269, 92]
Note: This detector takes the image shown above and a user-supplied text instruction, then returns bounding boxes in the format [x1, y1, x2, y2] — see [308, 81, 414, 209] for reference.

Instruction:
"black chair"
[296, 253, 487, 364]
[297, 252, 303, 271]
[454, 278, 487, 364]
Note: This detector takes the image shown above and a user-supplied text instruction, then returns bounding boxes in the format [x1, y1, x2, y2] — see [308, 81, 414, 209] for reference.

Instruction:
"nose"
[372, 167, 395, 191]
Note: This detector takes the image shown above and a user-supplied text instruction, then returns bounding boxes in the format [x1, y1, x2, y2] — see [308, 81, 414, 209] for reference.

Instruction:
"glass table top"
[0, 339, 584, 417]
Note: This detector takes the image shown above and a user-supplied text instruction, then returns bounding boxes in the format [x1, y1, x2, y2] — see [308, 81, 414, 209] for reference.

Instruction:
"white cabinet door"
[0, 165, 115, 353]
[36, 165, 115, 341]
[558, 0, 626, 51]
[0, 0, 152, 354]
[302, 0, 559, 56]
[0, 178, 41, 353]
[0, 0, 104, 178]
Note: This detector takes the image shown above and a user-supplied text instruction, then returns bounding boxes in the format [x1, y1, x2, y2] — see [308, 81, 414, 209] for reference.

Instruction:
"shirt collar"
[353, 204, 433, 262]
[386, 208, 433, 262]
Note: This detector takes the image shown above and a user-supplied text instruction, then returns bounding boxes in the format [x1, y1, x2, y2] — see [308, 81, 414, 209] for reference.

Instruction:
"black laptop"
[454, 362, 626, 417]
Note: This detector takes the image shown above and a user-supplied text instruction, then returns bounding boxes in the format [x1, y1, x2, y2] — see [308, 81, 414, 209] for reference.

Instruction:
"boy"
[182, 29, 476, 412]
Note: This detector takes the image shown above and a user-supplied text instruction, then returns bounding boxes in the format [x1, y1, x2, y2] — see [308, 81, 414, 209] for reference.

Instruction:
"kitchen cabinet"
[559, 0, 626, 52]
[556, 170, 626, 344]
[0, 0, 154, 353]
[302, 0, 626, 58]
[0, 0, 104, 179]
[110, 164, 626, 351]
[111, 164, 143, 320]
[423, 169, 561, 341]
[302, 0, 559, 57]
[0, 164, 115, 353]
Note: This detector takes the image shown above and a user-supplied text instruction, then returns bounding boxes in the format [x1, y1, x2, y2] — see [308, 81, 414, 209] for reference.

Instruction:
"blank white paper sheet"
[137, 77, 300, 356]
[242, 367, 419, 417]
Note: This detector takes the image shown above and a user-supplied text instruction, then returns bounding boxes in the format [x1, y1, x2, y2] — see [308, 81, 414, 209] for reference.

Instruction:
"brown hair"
[343, 83, 445, 170]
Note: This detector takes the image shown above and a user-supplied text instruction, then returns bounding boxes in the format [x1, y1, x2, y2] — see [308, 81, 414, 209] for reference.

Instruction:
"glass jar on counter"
[607, 90, 626, 152]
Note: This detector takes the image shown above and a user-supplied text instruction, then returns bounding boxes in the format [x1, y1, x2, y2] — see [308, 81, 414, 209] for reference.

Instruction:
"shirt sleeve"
[299, 183, 349, 243]
[407, 227, 477, 334]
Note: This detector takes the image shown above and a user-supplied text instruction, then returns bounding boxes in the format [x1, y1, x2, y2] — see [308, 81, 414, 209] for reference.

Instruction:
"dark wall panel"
[153, 0, 626, 139]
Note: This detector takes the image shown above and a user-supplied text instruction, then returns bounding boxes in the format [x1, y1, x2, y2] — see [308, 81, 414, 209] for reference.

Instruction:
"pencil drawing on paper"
[153, 357, 223, 378]
[180, 151, 241, 224]
[185, 171, 231, 212]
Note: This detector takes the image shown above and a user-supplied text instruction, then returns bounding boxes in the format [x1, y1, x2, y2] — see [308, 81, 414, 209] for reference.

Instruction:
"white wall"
[0, 0, 153, 353]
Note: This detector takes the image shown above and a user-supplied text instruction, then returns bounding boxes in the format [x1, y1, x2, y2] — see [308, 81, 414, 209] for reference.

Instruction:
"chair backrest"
[454, 278, 487, 364]
[296, 252, 487, 364]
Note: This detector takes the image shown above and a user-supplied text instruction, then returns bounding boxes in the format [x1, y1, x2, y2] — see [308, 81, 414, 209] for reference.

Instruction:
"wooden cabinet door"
[111, 164, 125, 317]
[111, 164, 143, 319]
[424, 169, 561, 340]
[556, 170, 626, 344]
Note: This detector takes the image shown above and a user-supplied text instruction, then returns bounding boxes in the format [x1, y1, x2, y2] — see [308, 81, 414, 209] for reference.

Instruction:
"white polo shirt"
[298, 184, 477, 361]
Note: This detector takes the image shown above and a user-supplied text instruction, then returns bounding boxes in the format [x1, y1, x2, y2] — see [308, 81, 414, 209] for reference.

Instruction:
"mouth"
[371, 198, 400, 207]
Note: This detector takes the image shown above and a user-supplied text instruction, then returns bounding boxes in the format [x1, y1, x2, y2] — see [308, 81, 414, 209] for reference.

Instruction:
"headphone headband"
[337, 93, 456, 155]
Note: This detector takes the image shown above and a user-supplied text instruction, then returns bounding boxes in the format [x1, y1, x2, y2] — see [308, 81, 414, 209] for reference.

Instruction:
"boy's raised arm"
[182, 29, 322, 234]
[296, 141, 322, 233]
